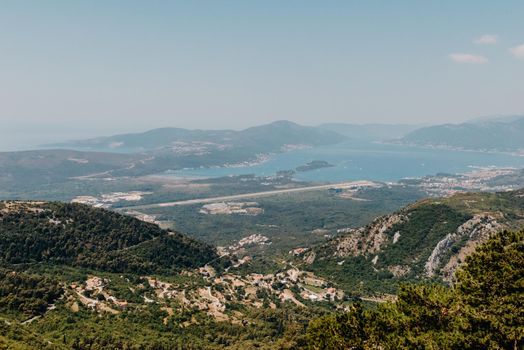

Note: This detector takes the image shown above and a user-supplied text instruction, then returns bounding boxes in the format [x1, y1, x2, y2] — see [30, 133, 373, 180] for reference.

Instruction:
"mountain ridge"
[301, 188, 524, 293]
[319, 123, 422, 141]
[398, 116, 524, 152]
[0, 190, 522, 349]
[0, 201, 218, 273]
[44, 120, 346, 153]
[0, 121, 347, 188]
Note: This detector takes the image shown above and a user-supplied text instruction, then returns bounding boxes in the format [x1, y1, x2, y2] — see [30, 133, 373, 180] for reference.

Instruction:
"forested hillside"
[0, 149, 141, 188]
[0, 196, 522, 349]
[0, 121, 347, 192]
[399, 117, 524, 152]
[0, 268, 62, 317]
[47, 121, 346, 153]
[0, 201, 217, 273]
[304, 189, 524, 294]
[307, 229, 524, 349]
[319, 123, 420, 141]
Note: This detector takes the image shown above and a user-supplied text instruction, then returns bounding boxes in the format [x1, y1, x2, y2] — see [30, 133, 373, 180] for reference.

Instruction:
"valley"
[3, 2, 524, 347]
[116, 180, 380, 210]
[1, 186, 522, 348]
[1, 121, 523, 349]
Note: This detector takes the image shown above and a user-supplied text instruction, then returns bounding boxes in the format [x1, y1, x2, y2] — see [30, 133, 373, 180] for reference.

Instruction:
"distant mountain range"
[3, 117, 524, 194]
[46, 120, 346, 153]
[26, 116, 524, 154]
[0, 121, 346, 188]
[398, 116, 524, 152]
[465, 114, 524, 124]
[319, 123, 422, 141]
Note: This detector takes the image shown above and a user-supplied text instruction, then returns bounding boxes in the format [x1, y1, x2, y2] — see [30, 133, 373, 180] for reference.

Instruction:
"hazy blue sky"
[1, 1, 524, 149]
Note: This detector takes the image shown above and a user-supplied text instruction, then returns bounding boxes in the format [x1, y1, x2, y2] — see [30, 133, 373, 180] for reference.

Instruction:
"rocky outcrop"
[334, 214, 407, 257]
[303, 251, 316, 265]
[424, 214, 503, 279]
[388, 265, 411, 278]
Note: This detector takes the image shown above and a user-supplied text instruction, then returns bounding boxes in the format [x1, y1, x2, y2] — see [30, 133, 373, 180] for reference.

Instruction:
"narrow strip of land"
[119, 181, 378, 210]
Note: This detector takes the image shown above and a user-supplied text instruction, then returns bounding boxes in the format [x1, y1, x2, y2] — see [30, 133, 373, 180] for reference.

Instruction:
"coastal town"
[70, 167, 523, 211]
[403, 167, 522, 196]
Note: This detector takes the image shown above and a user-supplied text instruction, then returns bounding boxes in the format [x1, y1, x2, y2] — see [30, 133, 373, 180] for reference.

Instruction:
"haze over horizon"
[2, 1, 524, 150]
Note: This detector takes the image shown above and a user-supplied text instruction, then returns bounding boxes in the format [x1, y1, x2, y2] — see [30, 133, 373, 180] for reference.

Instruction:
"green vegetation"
[0, 269, 62, 317]
[145, 184, 424, 253]
[52, 120, 346, 153]
[0, 201, 217, 273]
[20, 304, 327, 350]
[0, 193, 521, 349]
[438, 190, 524, 219]
[0, 176, 160, 202]
[401, 117, 524, 151]
[6, 303, 325, 350]
[116, 173, 310, 208]
[307, 229, 524, 349]
[0, 149, 140, 190]
[0, 121, 346, 199]
[308, 189, 524, 294]
[319, 123, 419, 141]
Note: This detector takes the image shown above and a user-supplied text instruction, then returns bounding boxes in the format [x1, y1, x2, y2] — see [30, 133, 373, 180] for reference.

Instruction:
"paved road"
[119, 181, 378, 210]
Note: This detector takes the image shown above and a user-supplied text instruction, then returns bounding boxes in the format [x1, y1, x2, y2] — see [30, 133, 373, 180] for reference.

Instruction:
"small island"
[296, 160, 334, 172]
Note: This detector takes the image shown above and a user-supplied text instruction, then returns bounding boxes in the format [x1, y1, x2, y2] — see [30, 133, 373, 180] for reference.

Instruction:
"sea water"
[165, 141, 524, 182]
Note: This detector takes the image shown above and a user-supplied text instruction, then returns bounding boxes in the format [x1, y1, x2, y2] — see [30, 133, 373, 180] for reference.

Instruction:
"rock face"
[298, 190, 524, 297]
[424, 214, 503, 279]
[338, 210, 505, 280]
[388, 265, 411, 278]
[309, 195, 519, 285]
[303, 251, 316, 265]
[439, 215, 503, 281]
[334, 214, 407, 257]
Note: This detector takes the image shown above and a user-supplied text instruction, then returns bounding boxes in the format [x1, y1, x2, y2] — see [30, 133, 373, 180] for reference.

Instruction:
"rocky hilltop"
[303, 189, 524, 293]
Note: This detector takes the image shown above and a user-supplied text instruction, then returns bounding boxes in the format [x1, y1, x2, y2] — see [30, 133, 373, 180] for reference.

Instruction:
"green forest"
[307, 230, 523, 349]
[0, 201, 217, 273]
[0, 200, 522, 349]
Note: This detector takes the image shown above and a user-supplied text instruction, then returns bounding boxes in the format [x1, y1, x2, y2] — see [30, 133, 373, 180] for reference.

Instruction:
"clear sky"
[1, 1, 524, 149]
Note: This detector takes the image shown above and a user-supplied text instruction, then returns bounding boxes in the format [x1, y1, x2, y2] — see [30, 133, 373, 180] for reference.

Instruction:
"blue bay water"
[166, 141, 524, 183]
